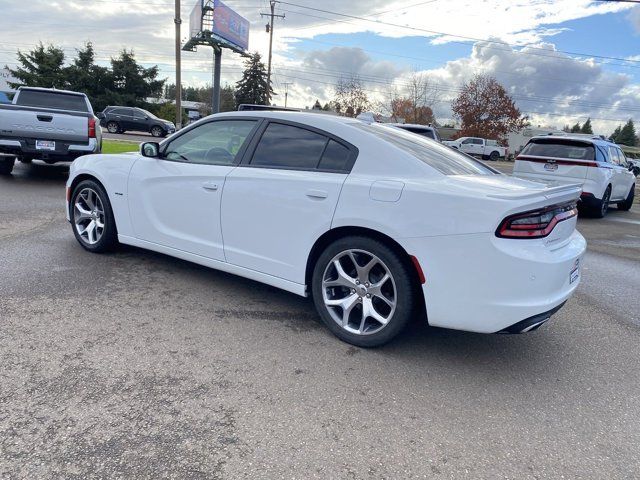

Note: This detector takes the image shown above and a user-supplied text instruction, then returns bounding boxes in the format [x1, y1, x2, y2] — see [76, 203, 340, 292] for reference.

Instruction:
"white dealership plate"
[36, 140, 55, 151]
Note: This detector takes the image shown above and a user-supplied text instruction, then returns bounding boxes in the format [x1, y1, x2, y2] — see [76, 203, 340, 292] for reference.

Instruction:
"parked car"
[443, 137, 507, 160]
[0, 86, 101, 175]
[97, 106, 175, 137]
[66, 111, 585, 346]
[513, 135, 637, 218]
[389, 123, 441, 142]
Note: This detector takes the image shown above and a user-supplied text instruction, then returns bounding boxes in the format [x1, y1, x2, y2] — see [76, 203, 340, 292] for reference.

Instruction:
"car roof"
[389, 123, 435, 130]
[214, 110, 363, 127]
[18, 86, 86, 97]
[530, 133, 613, 147]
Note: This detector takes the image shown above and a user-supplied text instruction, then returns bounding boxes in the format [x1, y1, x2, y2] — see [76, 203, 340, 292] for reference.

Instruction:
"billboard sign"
[211, 0, 249, 52]
[189, 1, 203, 39]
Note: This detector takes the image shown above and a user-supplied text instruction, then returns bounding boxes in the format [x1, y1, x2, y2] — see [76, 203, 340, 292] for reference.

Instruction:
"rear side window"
[401, 127, 435, 140]
[521, 140, 595, 160]
[251, 123, 328, 170]
[16, 90, 88, 112]
[356, 123, 496, 176]
[318, 140, 351, 171]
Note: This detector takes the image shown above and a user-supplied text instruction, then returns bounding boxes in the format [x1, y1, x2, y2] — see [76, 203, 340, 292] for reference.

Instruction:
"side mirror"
[96, 112, 105, 119]
[140, 142, 160, 158]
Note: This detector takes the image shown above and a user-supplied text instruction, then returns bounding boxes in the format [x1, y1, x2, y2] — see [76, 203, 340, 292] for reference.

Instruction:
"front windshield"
[356, 123, 498, 176]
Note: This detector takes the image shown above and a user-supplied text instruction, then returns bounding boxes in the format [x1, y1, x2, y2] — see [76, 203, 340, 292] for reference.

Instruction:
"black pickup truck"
[0, 87, 102, 175]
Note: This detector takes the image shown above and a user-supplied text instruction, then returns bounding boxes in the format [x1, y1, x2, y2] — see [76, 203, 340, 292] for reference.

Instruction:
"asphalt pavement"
[1, 161, 639, 479]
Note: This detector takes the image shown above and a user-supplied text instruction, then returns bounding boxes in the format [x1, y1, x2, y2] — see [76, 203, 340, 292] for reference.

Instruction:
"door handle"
[37, 115, 53, 122]
[306, 189, 328, 199]
[202, 182, 219, 191]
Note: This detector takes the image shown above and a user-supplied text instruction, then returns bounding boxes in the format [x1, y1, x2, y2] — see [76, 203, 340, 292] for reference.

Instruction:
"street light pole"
[174, 0, 182, 130]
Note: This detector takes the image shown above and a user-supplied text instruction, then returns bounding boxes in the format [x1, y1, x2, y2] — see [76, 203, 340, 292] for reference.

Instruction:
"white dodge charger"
[66, 111, 586, 346]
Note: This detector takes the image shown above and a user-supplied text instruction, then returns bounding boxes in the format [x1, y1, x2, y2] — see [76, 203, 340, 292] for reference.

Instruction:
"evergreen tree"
[580, 118, 593, 134]
[570, 122, 582, 133]
[220, 85, 236, 112]
[616, 119, 637, 146]
[108, 50, 164, 107]
[65, 43, 112, 111]
[610, 125, 622, 142]
[312, 99, 322, 110]
[562, 124, 571, 133]
[235, 53, 272, 106]
[8, 42, 66, 89]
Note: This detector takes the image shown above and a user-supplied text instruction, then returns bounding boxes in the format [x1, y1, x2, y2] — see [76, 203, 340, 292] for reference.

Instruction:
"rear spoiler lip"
[487, 182, 582, 201]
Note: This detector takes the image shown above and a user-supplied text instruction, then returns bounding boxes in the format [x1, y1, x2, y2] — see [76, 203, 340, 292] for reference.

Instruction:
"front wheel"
[70, 179, 118, 253]
[0, 156, 15, 175]
[312, 236, 416, 347]
[617, 186, 635, 211]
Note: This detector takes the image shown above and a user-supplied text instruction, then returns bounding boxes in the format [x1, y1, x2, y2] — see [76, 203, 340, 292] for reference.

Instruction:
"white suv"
[514, 135, 637, 217]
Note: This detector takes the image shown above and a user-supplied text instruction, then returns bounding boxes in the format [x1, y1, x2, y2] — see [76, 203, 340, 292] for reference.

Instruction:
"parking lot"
[1, 160, 639, 478]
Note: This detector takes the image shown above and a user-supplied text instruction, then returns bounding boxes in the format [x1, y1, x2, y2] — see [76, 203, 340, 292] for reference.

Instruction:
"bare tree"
[381, 70, 442, 124]
[333, 75, 371, 117]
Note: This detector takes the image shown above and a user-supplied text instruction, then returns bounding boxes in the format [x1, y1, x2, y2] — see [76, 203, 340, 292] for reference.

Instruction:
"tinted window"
[16, 90, 88, 112]
[403, 127, 435, 139]
[356, 123, 496, 176]
[318, 140, 351, 171]
[111, 108, 131, 116]
[461, 138, 473, 144]
[521, 140, 595, 160]
[251, 123, 328, 170]
[164, 120, 256, 165]
[473, 138, 483, 145]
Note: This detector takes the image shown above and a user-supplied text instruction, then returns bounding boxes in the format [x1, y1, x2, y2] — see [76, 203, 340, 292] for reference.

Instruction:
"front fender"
[67, 153, 140, 236]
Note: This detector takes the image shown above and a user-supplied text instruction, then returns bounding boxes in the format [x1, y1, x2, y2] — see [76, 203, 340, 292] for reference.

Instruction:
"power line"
[275, 1, 640, 67]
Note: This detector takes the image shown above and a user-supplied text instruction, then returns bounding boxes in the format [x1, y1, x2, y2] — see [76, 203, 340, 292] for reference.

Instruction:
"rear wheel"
[592, 185, 611, 218]
[106, 121, 120, 134]
[19, 156, 32, 164]
[151, 126, 165, 137]
[0, 156, 15, 175]
[70, 179, 118, 253]
[617, 186, 635, 211]
[312, 236, 415, 347]
[489, 150, 500, 161]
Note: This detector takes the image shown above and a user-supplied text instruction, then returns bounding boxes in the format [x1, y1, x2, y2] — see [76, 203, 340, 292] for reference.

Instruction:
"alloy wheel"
[107, 122, 119, 133]
[74, 188, 105, 245]
[322, 249, 397, 335]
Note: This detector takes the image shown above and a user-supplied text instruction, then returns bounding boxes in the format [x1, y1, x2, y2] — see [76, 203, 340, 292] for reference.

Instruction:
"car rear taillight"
[88, 117, 96, 138]
[496, 202, 578, 239]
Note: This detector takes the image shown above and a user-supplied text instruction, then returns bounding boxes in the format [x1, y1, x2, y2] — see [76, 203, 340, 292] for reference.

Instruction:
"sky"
[0, 0, 639, 135]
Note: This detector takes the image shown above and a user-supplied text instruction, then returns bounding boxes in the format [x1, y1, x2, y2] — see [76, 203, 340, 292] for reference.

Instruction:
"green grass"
[102, 139, 139, 154]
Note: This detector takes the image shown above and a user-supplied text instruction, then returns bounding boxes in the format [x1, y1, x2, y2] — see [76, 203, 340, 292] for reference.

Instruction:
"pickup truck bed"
[0, 87, 101, 175]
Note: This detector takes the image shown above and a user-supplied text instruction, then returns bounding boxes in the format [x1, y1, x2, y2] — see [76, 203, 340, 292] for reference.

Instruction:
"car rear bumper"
[0, 137, 99, 162]
[399, 229, 586, 334]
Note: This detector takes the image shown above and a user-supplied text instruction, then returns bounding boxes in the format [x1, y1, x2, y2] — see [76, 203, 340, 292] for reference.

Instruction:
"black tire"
[617, 186, 635, 211]
[106, 121, 120, 134]
[591, 185, 611, 218]
[151, 125, 165, 137]
[489, 150, 500, 161]
[19, 156, 32, 164]
[0, 156, 15, 175]
[311, 236, 416, 347]
[70, 179, 118, 253]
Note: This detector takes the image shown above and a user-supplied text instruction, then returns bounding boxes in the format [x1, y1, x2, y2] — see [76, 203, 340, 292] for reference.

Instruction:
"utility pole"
[283, 82, 292, 108]
[260, 1, 284, 104]
[174, 0, 182, 130]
